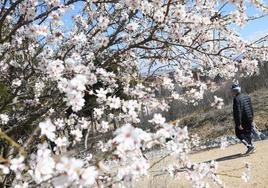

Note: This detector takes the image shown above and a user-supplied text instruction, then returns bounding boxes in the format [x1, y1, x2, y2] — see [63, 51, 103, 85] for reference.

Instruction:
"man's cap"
[231, 83, 240, 90]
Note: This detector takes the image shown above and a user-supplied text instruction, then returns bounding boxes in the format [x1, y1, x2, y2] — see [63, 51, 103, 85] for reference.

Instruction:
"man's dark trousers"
[235, 123, 253, 147]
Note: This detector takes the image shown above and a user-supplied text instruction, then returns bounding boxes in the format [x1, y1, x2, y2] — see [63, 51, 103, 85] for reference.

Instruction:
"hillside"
[178, 88, 268, 141]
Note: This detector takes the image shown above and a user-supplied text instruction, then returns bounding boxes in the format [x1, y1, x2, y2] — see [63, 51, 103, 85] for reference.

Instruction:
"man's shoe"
[245, 146, 255, 155]
[260, 133, 266, 140]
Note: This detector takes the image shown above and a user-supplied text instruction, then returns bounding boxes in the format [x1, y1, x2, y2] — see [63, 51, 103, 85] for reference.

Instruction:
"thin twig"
[149, 153, 171, 170]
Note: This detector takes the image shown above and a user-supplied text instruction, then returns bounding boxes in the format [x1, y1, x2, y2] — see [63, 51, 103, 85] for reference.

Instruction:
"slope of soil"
[178, 88, 268, 141]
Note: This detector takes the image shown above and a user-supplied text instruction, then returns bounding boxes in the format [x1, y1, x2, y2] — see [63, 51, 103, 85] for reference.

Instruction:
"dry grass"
[177, 88, 268, 141]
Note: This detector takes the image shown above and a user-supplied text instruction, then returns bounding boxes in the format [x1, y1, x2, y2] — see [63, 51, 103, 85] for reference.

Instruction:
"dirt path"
[136, 140, 268, 188]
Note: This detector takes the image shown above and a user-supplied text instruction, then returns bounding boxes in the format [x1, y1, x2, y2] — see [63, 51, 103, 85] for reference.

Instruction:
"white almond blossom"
[14, 183, 28, 188]
[211, 96, 224, 109]
[116, 157, 149, 181]
[31, 155, 55, 183]
[122, 100, 141, 112]
[107, 96, 121, 109]
[96, 88, 108, 101]
[39, 119, 56, 141]
[46, 59, 64, 80]
[149, 113, 166, 125]
[71, 129, 83, 142]
[65, 90, 85, 112]
[79, 118, 90, 129]
[56, 157, 84, 182]
[34, 80, 45, 97]
[12, 78, 22, 87]
[155, 123, 175, 142]
[176, 127, 189, 141]
[113, 124, 151, 152]
[0, 164, 10, 174]
[54, 118, 65, 129]
[63, 74, 88, 112]
[126, 22, 139, 31]
[10, 156, 25, 179]
[94, 108, 104, 119]
[99, 121, 110, 133]
[80, 166, 98, 186]
[0, 113, 9, 124]
[98, 16, 110, 31]
[55, 137, 69, 148]
[162, 77, 174, 90]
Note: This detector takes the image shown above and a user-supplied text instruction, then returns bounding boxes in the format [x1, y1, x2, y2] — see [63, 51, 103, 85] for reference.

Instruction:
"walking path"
[137, 140, 268, 188]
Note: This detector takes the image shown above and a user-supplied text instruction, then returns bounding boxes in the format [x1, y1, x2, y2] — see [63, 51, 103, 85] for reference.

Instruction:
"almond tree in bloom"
[0, 0, 267, 187]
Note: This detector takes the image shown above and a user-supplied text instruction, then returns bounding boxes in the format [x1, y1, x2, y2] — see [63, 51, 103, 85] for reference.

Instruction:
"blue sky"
[240, 14, 268, 41]
[220, 0, 268, 41]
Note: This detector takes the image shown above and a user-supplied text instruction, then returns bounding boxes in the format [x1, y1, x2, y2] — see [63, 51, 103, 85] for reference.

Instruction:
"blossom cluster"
[211, 96, 225, 109]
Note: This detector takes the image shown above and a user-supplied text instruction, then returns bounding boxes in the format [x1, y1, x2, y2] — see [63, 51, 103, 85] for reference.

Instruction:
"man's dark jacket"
[233, 93, 254, 132]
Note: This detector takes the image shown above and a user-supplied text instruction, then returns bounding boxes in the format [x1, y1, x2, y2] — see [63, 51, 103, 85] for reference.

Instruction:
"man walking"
[231, 83, 255, 154]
